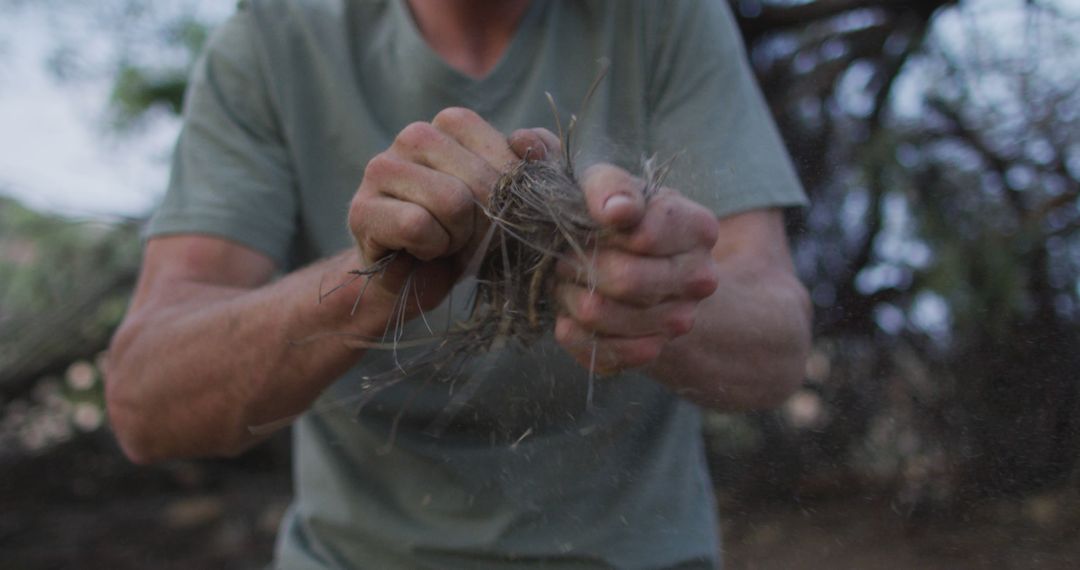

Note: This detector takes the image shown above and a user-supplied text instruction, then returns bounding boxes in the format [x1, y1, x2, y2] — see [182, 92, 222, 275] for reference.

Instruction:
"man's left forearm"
[646, 213, 813, 411]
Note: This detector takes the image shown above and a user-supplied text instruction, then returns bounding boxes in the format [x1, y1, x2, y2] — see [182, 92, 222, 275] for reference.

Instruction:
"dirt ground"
[0, 434, 287, 570]
[3, 435, 1079, 569]
[721, 496, 1080, 570]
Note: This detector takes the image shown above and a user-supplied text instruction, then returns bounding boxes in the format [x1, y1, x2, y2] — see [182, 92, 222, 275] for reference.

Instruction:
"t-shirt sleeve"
[646, 0, 807, 217]
[146, 3, 297, 268]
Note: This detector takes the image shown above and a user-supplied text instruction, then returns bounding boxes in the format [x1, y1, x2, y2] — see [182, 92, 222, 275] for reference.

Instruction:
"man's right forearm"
[105, 246, 394, 464]
[107, 112, 546, 464]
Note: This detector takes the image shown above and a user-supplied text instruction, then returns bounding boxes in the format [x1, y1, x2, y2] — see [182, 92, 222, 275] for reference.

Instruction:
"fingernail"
[604, 194, 633, 212]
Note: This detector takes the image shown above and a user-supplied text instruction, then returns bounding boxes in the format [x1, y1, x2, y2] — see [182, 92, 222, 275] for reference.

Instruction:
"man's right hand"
[104, 106, 561, 462]
[348, 107, 553, 311]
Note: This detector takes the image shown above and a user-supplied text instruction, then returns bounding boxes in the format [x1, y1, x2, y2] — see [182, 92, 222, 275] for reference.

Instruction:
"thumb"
[508, 128, 562, 161]
[580, 164, 646, 231]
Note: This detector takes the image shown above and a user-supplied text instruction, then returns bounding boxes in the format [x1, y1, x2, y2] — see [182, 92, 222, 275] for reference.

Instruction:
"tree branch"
[928, 99, 1030, 218]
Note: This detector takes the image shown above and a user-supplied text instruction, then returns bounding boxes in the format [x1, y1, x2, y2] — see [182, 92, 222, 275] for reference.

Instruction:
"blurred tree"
[715, 0, 1080, 508]
[710, 0, 958, 504]
[901, 6, 1080, 498]
[0, 1, 216, 407]
[108, 15, 208, 125]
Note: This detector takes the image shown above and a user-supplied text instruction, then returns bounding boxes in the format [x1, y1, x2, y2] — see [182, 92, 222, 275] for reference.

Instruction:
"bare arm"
[106, 108, 536, 464]
[647, 209, 811, 410]
[554, 165, 811, 411]
[104, 238, 389, 463]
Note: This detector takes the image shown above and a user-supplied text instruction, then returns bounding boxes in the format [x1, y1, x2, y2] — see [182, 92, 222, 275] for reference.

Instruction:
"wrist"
[303, 249, 401, 340]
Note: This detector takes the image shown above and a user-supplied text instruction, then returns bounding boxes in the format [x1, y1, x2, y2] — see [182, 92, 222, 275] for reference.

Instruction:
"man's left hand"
[554, 164, 720, 375]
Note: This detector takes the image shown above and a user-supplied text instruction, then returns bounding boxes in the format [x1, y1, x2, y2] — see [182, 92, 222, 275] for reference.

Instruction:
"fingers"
[391, 120, 502, 203]
[578, 163, 719, 256]
[360, 155, 479, 257]
[548, 164, 721, 374]
[349, 195, 450, 263]
[431, 106, 520, 171]
[389, 107, 522, 205]
[550, 239, 718, 375]
[604, 192, 720, 256]
[556, 282, 698, 337]
[555, 250, 719, 306]
[554, 316, 666, 374]
[508, 127, 561, 161]
[353, 107, 521, 264]
[580, 164, 647, 231]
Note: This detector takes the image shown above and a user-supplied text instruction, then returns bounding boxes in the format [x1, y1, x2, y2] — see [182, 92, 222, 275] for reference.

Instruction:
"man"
[105, 0, 811, 568]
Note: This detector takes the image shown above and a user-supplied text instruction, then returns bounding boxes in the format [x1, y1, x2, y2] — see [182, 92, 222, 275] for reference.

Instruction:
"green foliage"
[108, 16, 210, 126]
[720, 0, 1080, 506]
[0, 197, 140, 327]
[110, 65, 189, 121]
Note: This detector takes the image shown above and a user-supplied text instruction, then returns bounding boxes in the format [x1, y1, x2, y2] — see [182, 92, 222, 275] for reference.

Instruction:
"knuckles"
[625, 219, 661, 254]
[395, 207, 430, 241]
[395, 207, 443, 259]
[362, 152, 400, 184]
[434, 186, 478, 255]
[349, 108, 500, 268]
[432, 107, 482, 135]
[395, 121, 441, 153]
[607, 262, 670, 306]
[436, 180, 476, 221]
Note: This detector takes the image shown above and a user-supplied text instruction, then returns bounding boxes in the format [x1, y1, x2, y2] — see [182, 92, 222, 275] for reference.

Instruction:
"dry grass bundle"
[469, 156, 597, 343]
[354, 140, 605, 437]
[345, 133, 671, 440]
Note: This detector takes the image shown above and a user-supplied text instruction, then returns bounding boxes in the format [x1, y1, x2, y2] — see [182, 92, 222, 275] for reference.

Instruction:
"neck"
[406, 0, 533, 78]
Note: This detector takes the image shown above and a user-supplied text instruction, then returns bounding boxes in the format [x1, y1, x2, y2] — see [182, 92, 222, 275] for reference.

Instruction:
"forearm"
[647, 262, 812, 411]
[105, 249, 390, 463]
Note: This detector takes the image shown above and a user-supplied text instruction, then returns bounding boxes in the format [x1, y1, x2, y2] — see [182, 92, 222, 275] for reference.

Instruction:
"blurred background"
[1, 0, 1078, 568]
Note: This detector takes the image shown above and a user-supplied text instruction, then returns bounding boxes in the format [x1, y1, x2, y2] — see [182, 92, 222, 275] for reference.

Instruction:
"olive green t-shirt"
[149, 1, 805, 568]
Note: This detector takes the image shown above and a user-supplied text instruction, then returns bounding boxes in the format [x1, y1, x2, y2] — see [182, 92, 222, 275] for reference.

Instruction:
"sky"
[0, 1, 225, 220]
